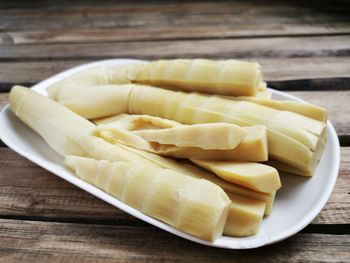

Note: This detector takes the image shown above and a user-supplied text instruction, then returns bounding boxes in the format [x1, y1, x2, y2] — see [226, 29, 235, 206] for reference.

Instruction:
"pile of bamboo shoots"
[9, 58, 327, 242]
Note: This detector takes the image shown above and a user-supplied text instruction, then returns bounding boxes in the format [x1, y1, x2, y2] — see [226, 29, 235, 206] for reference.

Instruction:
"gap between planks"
[0, 214, 348, 235]
[1, 31, 350, 45]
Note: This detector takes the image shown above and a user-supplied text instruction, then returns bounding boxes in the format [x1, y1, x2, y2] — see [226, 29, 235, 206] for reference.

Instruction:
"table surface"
[0, 1, 349, 262]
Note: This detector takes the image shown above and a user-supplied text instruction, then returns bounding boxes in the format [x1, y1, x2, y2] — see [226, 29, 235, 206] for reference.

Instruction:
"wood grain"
[261, 57, 350, 81]
[0, 147, 348, 225]
[0, 219, 349, 263]
[0, 36, 349, 61]
[2, 26, 350, 45]
[1, 1, 350, 44]
[1, 20, 349, 46]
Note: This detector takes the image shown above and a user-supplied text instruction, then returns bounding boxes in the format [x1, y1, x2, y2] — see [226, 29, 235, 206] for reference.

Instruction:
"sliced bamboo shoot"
[95, 114, 268, 162]
[77, 134, 274, 216]
[48, 83, 325, 175]
[106, 144, 275, 216]
[256, 89, 272, 99]
[134, 59, 263, 96]
[94, 113, 181, 130]
[9, 86, 95, 156]
[65, 155, 230, 241]
[265, 159, 315, 177]
[134, 123, 247, 150]
[224, 193, 266, 237]
[47, 64, 139, 96]
[95, 123, 267, 162]
[48, 84, 132, 119]
[231, 96, 327, 122]
[9, 85, 274, 217]
[192, 159, 281, 193]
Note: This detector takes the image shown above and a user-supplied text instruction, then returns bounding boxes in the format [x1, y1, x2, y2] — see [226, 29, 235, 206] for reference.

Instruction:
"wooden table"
[0, 1, 349, 262]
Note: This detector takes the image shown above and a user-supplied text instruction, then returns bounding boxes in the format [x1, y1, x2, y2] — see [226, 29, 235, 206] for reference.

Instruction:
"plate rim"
[0, 58, 341, 249]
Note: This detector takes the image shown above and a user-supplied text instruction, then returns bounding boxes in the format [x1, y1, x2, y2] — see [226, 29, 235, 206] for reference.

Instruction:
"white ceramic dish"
[0, 59, 340, 249]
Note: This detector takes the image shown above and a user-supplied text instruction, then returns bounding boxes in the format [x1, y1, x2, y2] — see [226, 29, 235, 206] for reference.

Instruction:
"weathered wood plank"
[1, 57, 349, 86]
[1, 90, 349, 138]
[2, 26, 350, 45]
[0, 63, 82, 93]
[0, 36, 349, 61]
[1, 1, 349, 44]
[0, 147, 348, 224]
[261, 57, 350, 81]
[0, 219, 349, 262]
[0, 61, 85, 85]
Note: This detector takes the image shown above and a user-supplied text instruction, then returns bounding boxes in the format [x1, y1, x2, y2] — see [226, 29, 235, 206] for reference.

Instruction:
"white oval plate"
[0, 59, 340, 249]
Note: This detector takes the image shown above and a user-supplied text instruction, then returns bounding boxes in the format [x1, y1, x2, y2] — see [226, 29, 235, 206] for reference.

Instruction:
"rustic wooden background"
[0, 1, 349, 262]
